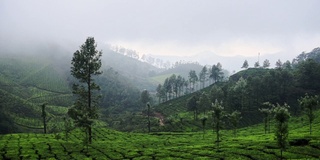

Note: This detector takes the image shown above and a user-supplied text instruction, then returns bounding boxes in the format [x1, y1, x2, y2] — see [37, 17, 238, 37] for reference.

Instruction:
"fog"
[1, 0, 320, 67]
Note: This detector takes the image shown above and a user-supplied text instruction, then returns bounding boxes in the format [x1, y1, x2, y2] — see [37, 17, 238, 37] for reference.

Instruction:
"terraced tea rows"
[1, 119, 320, 160]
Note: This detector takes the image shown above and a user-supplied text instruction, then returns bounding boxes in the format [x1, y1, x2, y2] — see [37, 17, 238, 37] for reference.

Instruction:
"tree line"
[155, 63, 225, 103]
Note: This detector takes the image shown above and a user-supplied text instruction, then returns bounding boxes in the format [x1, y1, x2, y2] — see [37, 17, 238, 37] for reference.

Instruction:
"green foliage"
[298, 94, 319, 135]
[140, 90, 151, 104]
[228, 110, 242, 137]
[69, 37, 102, 144]
[211, 100, 225, 149]
[241, 60, 249, 69]
[210, 63, 224, 83]
[273, 103, 291, 159]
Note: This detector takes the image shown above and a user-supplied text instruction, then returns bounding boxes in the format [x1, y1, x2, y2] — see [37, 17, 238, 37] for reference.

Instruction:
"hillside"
[0, 53, 145, 134]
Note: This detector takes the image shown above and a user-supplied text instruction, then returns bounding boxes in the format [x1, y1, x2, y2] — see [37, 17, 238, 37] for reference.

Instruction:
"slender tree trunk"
[41, 104, 47, 134]
[88, 67, 92, 144]
[147, 104, 150, 133]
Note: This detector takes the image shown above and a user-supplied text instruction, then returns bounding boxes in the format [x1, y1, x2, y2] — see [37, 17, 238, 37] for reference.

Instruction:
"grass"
[1, 110, 320, 159]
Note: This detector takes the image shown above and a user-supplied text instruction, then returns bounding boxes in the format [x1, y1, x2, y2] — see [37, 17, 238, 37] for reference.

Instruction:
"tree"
[275, 59, 283, 69]
[262, 59, 270, 68]
[241, 60, 249, 69]
[156, 84, 163, 103]
[228, 110, 241, 137]
[210, 86, 224, 103]
[198, 92, 211, 116]
[232, 77, 248, 110]
[41, 103, 47, 134]
[274, 103, 290, 159]
[259, 106, 272, 134]
[141, 90, 151, 133]
[187, 95, 198, 120]
[211, 100, 225, 149]
[189, 70, 198, 92]
[210, 63, 223, 83]
[199, 66, 207, 89]
[68, 37, 102, 144]
[298, 94, 319, 135]
[254, 61, 260, 68]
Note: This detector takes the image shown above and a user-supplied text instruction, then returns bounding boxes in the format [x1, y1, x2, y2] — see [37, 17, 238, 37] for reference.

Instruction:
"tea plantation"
[1, 110, 320, 160]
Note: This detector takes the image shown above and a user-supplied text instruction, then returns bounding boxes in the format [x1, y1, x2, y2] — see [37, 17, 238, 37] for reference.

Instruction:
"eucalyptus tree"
[298, 94, 319, 135]
[187, 95, 198, 120]
[210, 63, 223, 83]
[189, 70, 198, 92]
[156, 84, 163, 103]
[141, 90, 151, 133]
[176, 75, 184, 97]
[68, 37, 102, 144]
[199, 66, 207, 89]
[198, 92, 211, 116]
[211, 100, 225, 149]
[41, 103, 47, 134]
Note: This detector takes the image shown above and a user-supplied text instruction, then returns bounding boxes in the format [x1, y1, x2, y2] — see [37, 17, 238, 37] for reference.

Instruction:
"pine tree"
[68, 37, 102, 144]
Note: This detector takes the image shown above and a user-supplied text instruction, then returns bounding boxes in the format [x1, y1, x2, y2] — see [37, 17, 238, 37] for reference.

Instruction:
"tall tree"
[41, 103, 47, 134]
[298, 94, 319, 135]
[189, 70, 198, 92]
[212, 100, 225, 149]
[199, 92, 211, 116]
[187, 95, 198, 120]
[241, 60, 249, 69]
[210, 63, 223, 83]
[68, 37, 102, 144]
[199, 66, 207, 89]
[274, 103, 290, 160]
[141, 90, 151, 133]
[156, 84, 163, 103]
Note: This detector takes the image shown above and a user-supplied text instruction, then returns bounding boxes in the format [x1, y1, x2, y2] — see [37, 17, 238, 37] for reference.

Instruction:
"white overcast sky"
[1, 0, 320, 58]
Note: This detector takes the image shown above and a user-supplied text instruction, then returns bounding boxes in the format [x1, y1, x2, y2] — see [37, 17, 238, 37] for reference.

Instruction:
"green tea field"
[1, 112, 320, 160]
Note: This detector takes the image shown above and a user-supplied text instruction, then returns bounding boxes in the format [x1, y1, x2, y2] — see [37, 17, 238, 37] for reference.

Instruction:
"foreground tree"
[298, 94, 319, 135]
[274, 103, 290, 160]
[259, 103, 273, 134]
[68, 37, 102, 144]
[211, 100, 225, 149]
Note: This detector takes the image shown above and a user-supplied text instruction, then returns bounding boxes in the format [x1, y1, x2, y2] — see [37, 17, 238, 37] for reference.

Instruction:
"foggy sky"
[1, 0, 320, 59]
